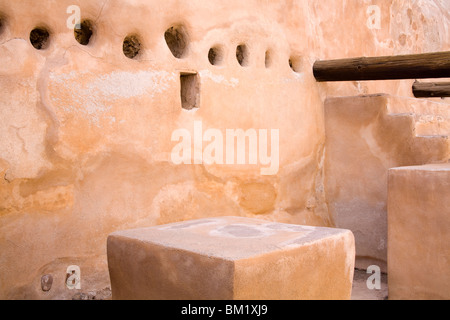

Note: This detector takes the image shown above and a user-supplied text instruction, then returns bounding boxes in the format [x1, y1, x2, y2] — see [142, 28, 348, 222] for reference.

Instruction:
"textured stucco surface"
[388, 164, 450, 300]
[0, 0, 449, 299]
[324, 95, 449, 271]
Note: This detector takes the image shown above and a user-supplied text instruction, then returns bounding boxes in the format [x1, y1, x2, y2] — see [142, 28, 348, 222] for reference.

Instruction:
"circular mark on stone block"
[218, 224, 264, 238]
[208, 46, 224, 66]
[166, 219, 215, 230]
[30, 27, 50, 50]
[236, 44, 249, 67]
[164, 25, 189, 59]
[123, 34, 141, 59]
[264, 223, 313, 233]
[41, 274, 53, 292]
[74, 20, 94, 46]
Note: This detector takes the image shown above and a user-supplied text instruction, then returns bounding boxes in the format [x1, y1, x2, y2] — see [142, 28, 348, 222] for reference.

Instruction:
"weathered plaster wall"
[0, 0, 328, 299]
[313, 0, 450, 99]
[388, 164, 450, 300]
[0, 0, 449, 299]
[325, 95, 449, 272]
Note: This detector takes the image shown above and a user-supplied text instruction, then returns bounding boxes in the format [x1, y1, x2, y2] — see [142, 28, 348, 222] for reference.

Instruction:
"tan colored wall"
[0, 0, 327, 299]
[324, 95, 449, 271]
[388, 164, 450, 300]
[0, 0, 449, 299]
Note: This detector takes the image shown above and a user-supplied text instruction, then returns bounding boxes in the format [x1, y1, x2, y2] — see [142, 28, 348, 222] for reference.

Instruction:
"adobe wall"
[325, 94, 449, 272]
[0, 0, 448, 299]
[388, 164, 450, 300]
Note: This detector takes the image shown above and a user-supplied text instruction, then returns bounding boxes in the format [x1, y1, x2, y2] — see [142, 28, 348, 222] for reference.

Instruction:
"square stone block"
[107, 216, 355, 300]
[388, 164, 450, 300]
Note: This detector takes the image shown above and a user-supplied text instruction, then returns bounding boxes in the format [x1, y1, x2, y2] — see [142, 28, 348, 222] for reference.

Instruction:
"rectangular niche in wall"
[180, 72, 200, 110]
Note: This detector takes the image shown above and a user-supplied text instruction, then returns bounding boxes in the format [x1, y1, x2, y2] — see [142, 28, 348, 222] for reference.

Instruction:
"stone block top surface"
[389, 163, 450, 172]
[110, 216, 351, 261]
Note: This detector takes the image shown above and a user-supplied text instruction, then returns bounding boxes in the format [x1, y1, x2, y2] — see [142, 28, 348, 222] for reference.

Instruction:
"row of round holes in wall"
[0, 17, 301, 72]
[25, 20, 145, 59]
[209, 45, 302, 72]
[25, 23, 188, 61]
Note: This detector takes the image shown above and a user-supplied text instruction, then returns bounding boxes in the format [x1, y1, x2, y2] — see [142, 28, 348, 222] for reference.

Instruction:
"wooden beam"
[313, 51, 450, 82]
[412, 81, 450, 98]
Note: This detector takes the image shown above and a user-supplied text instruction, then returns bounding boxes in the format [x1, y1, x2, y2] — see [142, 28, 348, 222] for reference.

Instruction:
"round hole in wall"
[123, 34, 141, 59]
[0, 14, 5, 35]
[265, 50, 273, 68]
[164, 25, 189, 59]
[74, 19, 94, 46]
[208, 46, 224, 66]
[289, 56, 302, 73]
[236, 44, 249, 67]
[30, 27, 50, 50]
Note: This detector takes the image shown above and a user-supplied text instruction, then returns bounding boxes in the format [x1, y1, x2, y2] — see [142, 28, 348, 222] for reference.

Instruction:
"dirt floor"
[351, 269, 389, 300]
